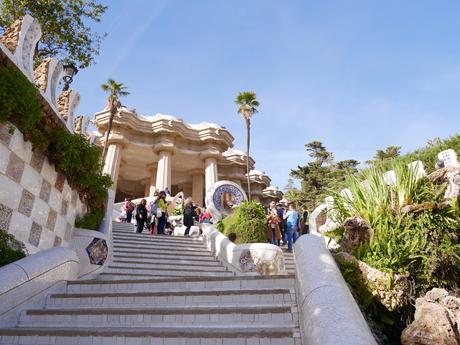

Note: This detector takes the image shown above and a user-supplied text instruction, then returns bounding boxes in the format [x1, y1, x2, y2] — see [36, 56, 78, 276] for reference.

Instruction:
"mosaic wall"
[0, 122, 85, 254]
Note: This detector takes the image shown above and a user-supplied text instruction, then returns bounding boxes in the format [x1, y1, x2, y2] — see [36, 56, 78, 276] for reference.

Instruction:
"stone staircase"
[0, 221, 302, 345]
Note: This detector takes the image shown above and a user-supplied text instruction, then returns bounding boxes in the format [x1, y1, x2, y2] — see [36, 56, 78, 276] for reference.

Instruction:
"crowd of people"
[266, 201, 308, 252]
[120, 189, 308, 252]
[120, 191, 213, 236]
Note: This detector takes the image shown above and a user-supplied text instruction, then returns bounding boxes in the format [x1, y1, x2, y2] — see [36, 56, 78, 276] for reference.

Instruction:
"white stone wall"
[0, 122, 85, 254]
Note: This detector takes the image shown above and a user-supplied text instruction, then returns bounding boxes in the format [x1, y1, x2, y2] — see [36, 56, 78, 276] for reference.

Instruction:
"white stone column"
[204, 157, 218, 193]
[148, 166, 157, 196]
[155, 150, 172, 191]
[102, 143, 122, 191]
[191, 171, 204, 206]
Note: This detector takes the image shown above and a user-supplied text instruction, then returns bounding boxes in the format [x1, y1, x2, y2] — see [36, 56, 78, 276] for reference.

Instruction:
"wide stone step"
[112, 235, 205, 247]
[102, 267, 234, 277]
[113, 248, 212, 258]
[112, 239, 206, 250]
[0, 326, 301, 345]
[19, 305, 296, 328]
[113, 244, 209, 254]
[112, 253, 218, 263]
[109, 260, 226, 272]
[111, 258, 223, 267]
[47, 288, 294, 308]
[66, 275, 296, 293]
[112, 235, 204, 248]
[112, 229, 202, 240]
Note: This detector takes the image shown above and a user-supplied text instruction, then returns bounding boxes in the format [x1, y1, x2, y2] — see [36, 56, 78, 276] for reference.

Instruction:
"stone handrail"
[201, 224, 286, 275]
[294, 234, 376, 345]
[0, 247, 80, 327]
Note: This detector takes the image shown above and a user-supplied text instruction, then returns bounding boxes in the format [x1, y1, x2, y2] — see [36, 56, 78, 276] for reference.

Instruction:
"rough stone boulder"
[342, 217, 373, 253]
[336, 252, 410, 311]
[428, 167, 460, 200]
[401, 288, 460, 345]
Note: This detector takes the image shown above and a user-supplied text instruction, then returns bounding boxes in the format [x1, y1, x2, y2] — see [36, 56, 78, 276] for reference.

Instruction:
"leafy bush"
[47, 128, 112, 210]
[370, 134, 460, 174]
[221, 201, 267, 244]
[75, 208, 105, 230]
[0, 64, 112, 230]
[0, 230, 27, 267]
[0, 65, 42, 132]
[334, 161, 460, 294]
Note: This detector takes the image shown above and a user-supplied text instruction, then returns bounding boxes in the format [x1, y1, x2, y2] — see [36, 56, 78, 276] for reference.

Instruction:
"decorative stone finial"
[34, 58, 63, 107]
[0, 15, 42, 81]
[58, 90, 80, 131]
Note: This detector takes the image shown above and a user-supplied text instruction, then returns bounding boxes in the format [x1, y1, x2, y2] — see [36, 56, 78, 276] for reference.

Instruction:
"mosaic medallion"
[205, 180, 247, 221]
[85, 238, 108, 265]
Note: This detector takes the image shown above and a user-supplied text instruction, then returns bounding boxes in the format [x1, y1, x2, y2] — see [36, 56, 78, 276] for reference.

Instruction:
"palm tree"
[100, 79, 130, 167]
[235, 91, 260, 201]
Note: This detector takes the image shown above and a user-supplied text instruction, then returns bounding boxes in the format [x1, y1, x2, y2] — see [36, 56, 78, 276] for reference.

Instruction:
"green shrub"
[221, 201, 267, 244]
[75, 208, 105, 230]
[0, 64, 112, 230]
[0, 230, 27, 267]
[0, 65, 42, 132]
[334, 161, 460, 295]
[370, 135, 460, 174]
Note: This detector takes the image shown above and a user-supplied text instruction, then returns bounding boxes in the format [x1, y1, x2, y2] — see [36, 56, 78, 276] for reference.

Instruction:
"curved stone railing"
[201, 224, 286, 275]
[0, 247, 79, 327]
[294, 234, 376, 345]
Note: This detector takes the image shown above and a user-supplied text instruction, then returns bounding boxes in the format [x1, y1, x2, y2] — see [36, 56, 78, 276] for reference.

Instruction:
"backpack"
[150, 202, 158, 217]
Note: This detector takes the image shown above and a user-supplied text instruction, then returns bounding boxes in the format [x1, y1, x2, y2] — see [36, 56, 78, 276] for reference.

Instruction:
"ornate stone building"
[94, 107, 282, 205]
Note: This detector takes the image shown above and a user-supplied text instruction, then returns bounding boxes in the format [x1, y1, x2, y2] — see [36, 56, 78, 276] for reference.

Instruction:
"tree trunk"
[100, 102, 116, 171]
[246, 118, 251, 201]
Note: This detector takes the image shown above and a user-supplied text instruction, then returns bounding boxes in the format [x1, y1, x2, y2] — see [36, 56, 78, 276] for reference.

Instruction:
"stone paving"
[0, 222, 302, 345]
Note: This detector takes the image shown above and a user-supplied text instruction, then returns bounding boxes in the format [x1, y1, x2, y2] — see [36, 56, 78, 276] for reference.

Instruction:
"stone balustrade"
[201, 224, 286, 275]
[294, 234, 377, 345]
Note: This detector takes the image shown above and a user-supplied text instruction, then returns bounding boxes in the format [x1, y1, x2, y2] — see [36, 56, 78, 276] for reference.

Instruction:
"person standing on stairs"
[284, 203, 300, 252]
[124, 198, 134, 223]
[156, 191, 168, 235]
[183, 197, 194, 236]
[135, 199, 148, 233]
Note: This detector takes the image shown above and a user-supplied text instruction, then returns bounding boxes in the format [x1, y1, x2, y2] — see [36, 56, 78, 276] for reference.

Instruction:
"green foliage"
[0, 0, 108, 69]
[366, 145, 401, 165]
[172, 208, 183, 216]
[0, 230, 26, 267]
[47, 127, 112, 211]
[336, 256, 402, 344]
[369, 134, 460, 174]
[289, 141, 359, 210]
[75, 208, 105, 230]
[235, 91, 260, 115]
[334, 161, 460, 294]
[221, 201, 267, 244]
[0, 65, 42, 131]
[0, 64, 112, 230]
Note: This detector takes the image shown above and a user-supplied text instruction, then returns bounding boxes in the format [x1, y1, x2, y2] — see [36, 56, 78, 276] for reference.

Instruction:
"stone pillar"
[191, 171, 204, 206]
[148, 166, 157, 196]
[143, 181, 150, 198]
[204, 157, 218, 193]
[103, 143, 122, 191]
[156, 150, 172, 191]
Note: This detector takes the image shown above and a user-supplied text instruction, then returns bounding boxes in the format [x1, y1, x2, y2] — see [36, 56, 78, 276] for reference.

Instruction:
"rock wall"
[0, 122, 85, 255]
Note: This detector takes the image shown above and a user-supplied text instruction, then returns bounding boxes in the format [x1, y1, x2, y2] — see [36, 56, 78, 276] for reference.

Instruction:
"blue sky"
[74, 0, 460, 189]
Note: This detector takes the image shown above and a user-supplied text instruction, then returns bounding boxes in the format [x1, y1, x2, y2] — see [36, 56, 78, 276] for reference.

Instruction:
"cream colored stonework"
[94, 108, 281, 205]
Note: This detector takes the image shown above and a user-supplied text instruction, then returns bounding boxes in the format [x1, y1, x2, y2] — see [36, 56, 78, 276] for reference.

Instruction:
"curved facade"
[94, 107, 282, 205]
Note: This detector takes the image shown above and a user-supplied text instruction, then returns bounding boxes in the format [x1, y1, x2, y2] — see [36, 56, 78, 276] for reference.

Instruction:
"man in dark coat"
[135, 199, 148, 233]
[183, 197, 194, 236]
